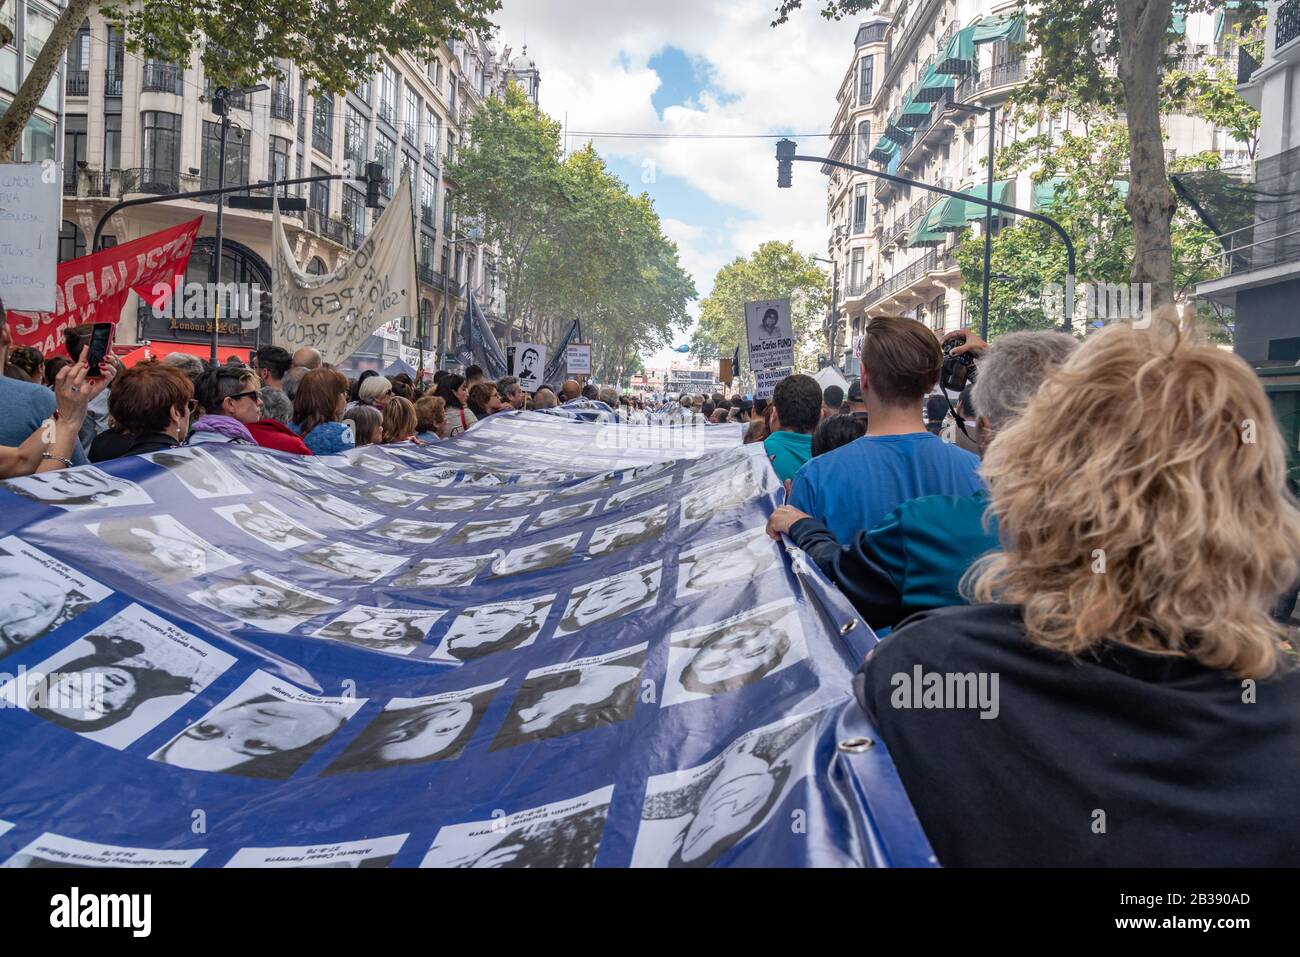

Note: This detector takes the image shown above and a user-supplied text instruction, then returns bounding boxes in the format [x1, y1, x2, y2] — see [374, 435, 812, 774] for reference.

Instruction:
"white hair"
[969, 331, 1079, 432]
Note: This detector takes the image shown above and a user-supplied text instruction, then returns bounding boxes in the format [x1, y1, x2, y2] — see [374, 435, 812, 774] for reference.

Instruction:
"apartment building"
[824, 0, 1241, 371]
[49, 15, 536, 371]
[1187, 0, 1300, 363]
[1, 0, 65, 165]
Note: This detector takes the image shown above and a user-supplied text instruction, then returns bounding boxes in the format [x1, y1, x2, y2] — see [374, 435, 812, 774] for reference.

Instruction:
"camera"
[941, 335, 977, 393]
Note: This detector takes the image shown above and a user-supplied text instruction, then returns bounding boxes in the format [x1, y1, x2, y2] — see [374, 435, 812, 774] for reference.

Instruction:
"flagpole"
[406, 170, 426, 384]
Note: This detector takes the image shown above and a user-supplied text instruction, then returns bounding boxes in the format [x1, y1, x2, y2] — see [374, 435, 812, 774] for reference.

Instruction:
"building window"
[106, 27, 125, 95]
[269, 135, 291, 186]
[312, 93, 334, 155]
[25, 0, 57, 59]
[306, 257, 327, 275]
[141, 111, 181, 177]
[374, 130, 395, 199]
[850, 247, 865, 291]
[378, 61, 397, 123]
[310, 163, 329, 215]
[932, 294, 947, 331]
[343, 184, 366, 244]
[420, 233, 434, 268]
[403, 85, 420, 143]
[104, 113, 121, 170]
[297, 76, 307, 139]
[421, 166, 436, 226]
[59, 220, 86, 263]
[856, 120, 871, 166]
[63, 115, 87, 188]
[425, 106, 440, 160]
[344, 104, 368, 173]
[200, 120, 250, 190]
[852, 183, 868, 234]
[443, 187, 453, 233]
[858, 54, 874, 105]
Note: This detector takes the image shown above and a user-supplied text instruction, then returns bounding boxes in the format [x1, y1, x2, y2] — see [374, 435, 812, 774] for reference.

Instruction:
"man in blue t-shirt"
[787, 315, 981, 542]
[0, 302, 88, 465]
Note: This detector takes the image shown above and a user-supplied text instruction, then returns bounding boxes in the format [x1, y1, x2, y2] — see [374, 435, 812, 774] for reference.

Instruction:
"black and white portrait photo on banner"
[662, 599, 808, 706]
[312, 605, 446, 656]
[419, 786, 613, 868]
[305, 493, 384, 529]
[631, 710, 821, 867]
[556, 562, 662, 637]
[214, 501, 323, 551]
[359, 485, 428, 508]
[491, 532, 582, 578]
[429, 594, 556, 663]
[677, 526, 782, 599]
[148, 447, 250, 498]
[0, 536, 111, 660]
[490, 643, 647, 750]
[442, 515, 529, 547]
[392, 555, 491, 589]
[486, 489, 551, 511]
[298, 541, 408, 582]
[679, 462, 769, 527]
[325, 680, 505, 774]
[421, 494, 484, 512]
[530, 499, 601, 532]
[1, 833, 207, 869]
[289, 456, 365, 488]
[87, 515, 237, 583]
[401, 468, 459, 489]
[554, 470, 618, 499]
[511, 343, 545, 393]
[459, 469, 509, 488]
[603, 476, 673, 513]
[230, 449, 318, 493]
[621, 460, 676, 484]
[587, 505, 669, 557]
[187, 570, 338, 632]
[367, 518, 456, 545]
[351, 452, 403, 477]
[223, 834, 409, 868]
[151, 670, 366, 779]
[1, 467, 153, 511]
[0, 603, 235, 749]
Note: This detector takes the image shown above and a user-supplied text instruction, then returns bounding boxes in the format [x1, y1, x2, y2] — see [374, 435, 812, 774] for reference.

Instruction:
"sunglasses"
[228, 390, 262, 403]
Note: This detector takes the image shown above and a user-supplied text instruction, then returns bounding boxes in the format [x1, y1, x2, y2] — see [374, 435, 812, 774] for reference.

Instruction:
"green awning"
[869, 135, 899, 165]
[914, 63, 957, 102]
[1032, 177, 1068, 211]
[1170, 2, 1187, 35]
[935, 26, 977, 76]
[884, 109, 913, 145]
[1214, 1, 1242, 42]
[897, 94, 936, 130]
[924, 180, 1015, 231]
[972, 13, 1025, 45]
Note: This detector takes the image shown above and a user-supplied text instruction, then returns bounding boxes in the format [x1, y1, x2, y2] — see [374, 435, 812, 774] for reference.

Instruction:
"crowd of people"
[3, 293, 1299, 867]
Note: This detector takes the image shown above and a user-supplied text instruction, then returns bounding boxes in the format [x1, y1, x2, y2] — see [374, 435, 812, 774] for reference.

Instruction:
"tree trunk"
[1117, 0, 1177, 306]
[0, 0, 98, 157]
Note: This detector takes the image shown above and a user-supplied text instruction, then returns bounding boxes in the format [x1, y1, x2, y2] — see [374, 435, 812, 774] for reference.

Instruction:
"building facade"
[1, 0, 66, 164]
[1191, 0, 1300, 363]
[51, 16, 536, 371]
[825, 0, 1244, 371]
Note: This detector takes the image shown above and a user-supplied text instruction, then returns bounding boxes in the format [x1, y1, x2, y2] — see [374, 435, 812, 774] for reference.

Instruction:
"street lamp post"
[950, 101, 997, 343]
[209, 83, 268, 367]
[812, 255, 839, 368]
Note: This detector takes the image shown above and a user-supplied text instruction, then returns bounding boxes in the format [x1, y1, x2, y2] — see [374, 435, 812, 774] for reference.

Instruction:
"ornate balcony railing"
[270, 92, 294, 122]
[66, 70, 89, 96]
[121, 167, 182, 195]
[104, 70, 123, 96]
[1278, 0, 1300, 51]
[142, 62, 184, 95]
[861, 245, 960, 308]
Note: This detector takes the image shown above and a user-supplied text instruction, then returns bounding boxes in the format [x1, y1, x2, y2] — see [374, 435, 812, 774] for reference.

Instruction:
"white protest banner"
[754, 366, 791, 401]
[745, 299, 794, 374]
[566, 342, 592, 376]
[0, 161, 62, 311]
[270, 172, 418, 365]
[509, 343, 546, 392]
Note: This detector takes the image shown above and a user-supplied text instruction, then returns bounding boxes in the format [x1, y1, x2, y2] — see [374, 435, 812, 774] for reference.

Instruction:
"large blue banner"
[0, 412, 933, 868]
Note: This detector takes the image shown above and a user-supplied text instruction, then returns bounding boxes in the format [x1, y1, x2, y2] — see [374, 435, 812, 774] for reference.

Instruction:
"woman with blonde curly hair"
[858, 315, 1300, 867]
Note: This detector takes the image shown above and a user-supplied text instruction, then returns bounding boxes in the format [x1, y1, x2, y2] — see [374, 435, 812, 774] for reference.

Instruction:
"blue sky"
[496, 0, 851, 366]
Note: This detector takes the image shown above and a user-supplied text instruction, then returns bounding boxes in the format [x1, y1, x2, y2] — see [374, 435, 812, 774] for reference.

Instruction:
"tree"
[450, 83, 568, 340]
[770, 0, 1263, 308]
[691, 241, 830, 373]
[0, 0, 500, 157]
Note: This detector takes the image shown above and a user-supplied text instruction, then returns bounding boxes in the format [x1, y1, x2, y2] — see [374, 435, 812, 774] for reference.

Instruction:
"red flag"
[7, 217, 203, 355]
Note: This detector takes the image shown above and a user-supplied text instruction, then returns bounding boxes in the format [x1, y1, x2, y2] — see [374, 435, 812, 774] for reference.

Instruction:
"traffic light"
[364, 161, 385, 208]
[776, 138, 796, 189]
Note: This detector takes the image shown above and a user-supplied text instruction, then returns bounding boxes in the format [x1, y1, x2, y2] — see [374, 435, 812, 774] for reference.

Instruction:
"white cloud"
[494, 0, 853, 370]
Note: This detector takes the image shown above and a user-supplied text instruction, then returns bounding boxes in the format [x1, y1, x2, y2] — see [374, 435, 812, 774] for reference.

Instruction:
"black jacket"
[89, 430, 181, 463]
[858, 603, 1300, 866]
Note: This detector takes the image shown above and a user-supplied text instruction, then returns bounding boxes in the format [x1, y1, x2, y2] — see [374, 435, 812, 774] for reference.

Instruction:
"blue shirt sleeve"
[790, 465, 814, 514]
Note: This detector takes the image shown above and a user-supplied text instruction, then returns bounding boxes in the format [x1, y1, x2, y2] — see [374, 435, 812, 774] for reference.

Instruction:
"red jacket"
[248, 419, 313, 455]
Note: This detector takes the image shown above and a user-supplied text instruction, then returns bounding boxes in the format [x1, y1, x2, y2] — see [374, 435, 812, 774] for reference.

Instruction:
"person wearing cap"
[846, 380, 867, 420]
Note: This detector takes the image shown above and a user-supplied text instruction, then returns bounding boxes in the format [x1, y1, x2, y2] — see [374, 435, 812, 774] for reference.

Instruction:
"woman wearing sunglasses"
[188, 367, 263, 447]
[88, 360, 197, 462]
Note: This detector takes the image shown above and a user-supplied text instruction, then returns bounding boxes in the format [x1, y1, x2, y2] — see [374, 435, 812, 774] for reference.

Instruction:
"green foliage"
[690, 242, 830, 373]
[452, 93, 695, 384]
[114, 0, 501, 94]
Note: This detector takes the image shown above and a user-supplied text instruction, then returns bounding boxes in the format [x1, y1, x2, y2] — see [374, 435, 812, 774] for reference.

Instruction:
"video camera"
[941, 334, 977, 394]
